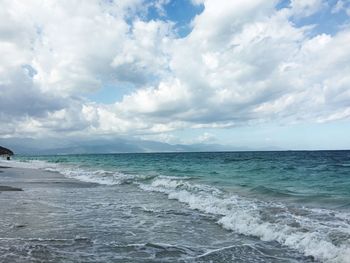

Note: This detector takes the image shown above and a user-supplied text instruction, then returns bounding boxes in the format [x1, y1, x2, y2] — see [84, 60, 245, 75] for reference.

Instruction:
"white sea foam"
[3, 159, 350, 262]
[139, 178, 350, 263]
[0, 159, 148, 185]
[0, 159, 57, 170]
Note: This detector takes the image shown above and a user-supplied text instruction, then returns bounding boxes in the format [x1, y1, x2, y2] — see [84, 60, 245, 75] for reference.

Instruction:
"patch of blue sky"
[86, 83, 135, 104]
[276, 0, 291, 10]
[146, 0, 204, 37]
[88, 71, 164, 103]
[170, 120, 350, 150]
[279, 0, 350, 37]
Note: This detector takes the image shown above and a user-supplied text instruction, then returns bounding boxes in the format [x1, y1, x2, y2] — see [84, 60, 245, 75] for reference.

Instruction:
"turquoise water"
[7, 151, 350, 262]
[17, 151, 350, 208]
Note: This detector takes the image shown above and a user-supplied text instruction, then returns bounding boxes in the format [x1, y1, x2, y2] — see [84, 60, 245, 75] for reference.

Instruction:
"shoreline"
[0, 165, 22, 191]
[0, 163, 93, 192]
[1, 158, 349, 262]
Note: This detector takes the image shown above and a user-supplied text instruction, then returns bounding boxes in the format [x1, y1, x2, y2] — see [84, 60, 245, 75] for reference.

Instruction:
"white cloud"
[0, 0, 172, 97]
[0, 0, 174, 138]
[116, 78, 190, 115]
[113, 0, 350, 131]
[111, 19, 173, 84]
[1, 0, 350, 142]
[196, 132, 216, 143]
[289, 0, 323, 17]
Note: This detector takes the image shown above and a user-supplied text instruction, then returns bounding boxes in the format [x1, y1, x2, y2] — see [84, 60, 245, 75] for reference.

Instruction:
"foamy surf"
[3, 157, 350, 262]
[0, 159, 151, 185]
[139, 177, 350, 263]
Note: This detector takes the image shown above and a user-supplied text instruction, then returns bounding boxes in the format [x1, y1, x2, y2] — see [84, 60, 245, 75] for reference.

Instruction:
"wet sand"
[0, 165, 101, 262]
[0, 166, 23, 191]
[0, 165, 88, 192]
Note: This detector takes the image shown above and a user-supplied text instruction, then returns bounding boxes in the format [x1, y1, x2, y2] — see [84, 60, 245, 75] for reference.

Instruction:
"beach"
[0, 165, 255, 262]
[1, 151, 350, 262]
[2, 0, 350, 261]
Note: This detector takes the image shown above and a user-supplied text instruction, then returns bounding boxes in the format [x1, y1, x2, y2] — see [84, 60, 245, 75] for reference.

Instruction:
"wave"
[0, 159, 57, 170]
[3, 159, 350, 262]
[49, 167, 154, 185]
[1, 159, 153, 185]
[139, 178, 350, 263]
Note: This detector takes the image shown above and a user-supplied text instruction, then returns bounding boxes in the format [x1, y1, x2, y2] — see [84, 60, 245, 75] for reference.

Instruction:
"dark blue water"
[6, 151, 350, 262]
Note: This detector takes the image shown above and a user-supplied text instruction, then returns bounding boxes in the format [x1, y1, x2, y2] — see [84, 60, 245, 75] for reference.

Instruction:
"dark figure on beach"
[6, 156, 10, 160]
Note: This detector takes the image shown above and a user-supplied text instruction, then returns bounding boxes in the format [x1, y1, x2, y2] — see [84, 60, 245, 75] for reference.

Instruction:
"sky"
[0, 0, 350, 151]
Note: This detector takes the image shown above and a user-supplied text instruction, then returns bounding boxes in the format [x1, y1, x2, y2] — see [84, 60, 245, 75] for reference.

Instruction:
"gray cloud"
[0, 68, 65, 118]
[0, 0, 349, 141]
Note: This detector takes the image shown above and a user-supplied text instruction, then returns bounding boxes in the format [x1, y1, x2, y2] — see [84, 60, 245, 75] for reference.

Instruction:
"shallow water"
[2, 151, 350, 262]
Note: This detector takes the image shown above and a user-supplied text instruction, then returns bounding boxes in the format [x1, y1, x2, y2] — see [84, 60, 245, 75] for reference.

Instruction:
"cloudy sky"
[1, 0, 350, 150]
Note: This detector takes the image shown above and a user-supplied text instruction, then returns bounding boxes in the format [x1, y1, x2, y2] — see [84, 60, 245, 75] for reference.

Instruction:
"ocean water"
[3, 151, 350, 262]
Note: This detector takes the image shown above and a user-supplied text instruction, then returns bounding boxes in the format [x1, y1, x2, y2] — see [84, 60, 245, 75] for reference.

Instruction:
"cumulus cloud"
[0, 0, 172, 137]
[111, 19, 173, 84]
[0, 0, 350, 142]
[114, 0, 350, 130]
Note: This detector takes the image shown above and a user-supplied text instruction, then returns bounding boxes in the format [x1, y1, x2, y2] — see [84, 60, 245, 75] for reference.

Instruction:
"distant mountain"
[0, 137, 283, 155]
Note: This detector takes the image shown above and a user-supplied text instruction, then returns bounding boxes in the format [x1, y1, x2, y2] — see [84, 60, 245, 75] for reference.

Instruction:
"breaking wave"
[3, 159, 350, 262]
[1, 159, 152, 185]
[139, 177, 350, 263]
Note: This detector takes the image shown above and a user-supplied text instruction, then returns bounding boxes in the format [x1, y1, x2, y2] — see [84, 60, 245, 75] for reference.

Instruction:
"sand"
[0, 165, 23, 191]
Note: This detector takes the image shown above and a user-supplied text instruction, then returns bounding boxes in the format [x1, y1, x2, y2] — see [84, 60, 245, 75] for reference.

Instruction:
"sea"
[2, 151, 350, 262]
